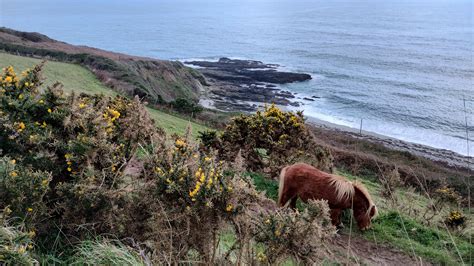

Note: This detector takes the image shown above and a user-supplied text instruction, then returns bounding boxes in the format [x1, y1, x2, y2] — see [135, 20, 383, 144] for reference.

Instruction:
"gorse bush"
[0, 157, 51, 227]
[0, 222, 37, 265]
[0, 211, 37, 265]
[199, 104, 333, 175]
[144, 135, 231, 210]
[0, 64, 336, 264]
[0, 64, 156, 238]
[445, 210, 466, 229]
[251, 200, 336, 264]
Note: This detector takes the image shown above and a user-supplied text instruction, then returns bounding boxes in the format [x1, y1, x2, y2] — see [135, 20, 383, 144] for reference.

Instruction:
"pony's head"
[352, 182, 378, 231]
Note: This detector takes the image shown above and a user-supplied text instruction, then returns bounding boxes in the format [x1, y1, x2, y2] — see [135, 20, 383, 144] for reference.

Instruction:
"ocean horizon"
[1, 0, 472, 155]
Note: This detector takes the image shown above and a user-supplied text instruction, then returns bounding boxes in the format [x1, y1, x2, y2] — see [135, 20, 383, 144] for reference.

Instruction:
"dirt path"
[329, 233, 429, 266]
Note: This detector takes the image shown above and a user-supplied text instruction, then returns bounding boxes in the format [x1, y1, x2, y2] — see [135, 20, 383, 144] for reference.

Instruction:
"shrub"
[445, 210, 467, 229]
[251, 200, 336, 264]
[0, 64, 157, 238]
[0, 65, 339, 264]
[380, 165, 402, 198]
[137, 131, 259, 263]
[0, 157, 51, 228]
[198, 130, 220, 151]
[0, 211, 37, 265]
[200, 104, 333, 175]
[434, 186, 462, 205]
[171, 97, 203, 115]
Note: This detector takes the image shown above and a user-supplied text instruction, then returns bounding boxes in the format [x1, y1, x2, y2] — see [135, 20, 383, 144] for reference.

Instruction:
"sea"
[1, 0, 473, 155]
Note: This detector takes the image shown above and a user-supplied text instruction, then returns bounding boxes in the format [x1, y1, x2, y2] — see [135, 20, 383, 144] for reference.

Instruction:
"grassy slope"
[247, 171, 472, 265]
[0, 52, 209, 135]
[339, 172, 472, 265]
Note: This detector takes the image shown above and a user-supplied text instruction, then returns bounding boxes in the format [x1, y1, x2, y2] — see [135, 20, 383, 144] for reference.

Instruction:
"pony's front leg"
[330, 209, 343, 228]
[289, 197, 297, 210]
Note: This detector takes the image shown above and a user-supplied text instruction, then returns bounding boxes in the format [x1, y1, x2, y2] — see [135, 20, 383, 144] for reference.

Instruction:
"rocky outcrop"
[185, 58, 312, 112]
[186, 57, 311, 84]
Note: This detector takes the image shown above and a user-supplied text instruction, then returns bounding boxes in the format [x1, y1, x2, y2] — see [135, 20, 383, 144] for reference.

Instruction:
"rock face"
[185, 58, 312, 112]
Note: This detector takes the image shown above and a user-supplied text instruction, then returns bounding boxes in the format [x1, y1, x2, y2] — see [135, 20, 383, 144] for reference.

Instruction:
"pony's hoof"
[336, 223, 344, 230]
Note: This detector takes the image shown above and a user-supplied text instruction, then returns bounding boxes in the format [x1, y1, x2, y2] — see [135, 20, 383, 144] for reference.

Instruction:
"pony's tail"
[277, 166, 289, 206]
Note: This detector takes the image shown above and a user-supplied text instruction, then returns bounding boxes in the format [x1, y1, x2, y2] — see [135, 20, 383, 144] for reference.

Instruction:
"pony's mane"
[353, 181, 374, 205]
[328, 174, 355, 202]
[353, 180, 378, 217]
[328, 175, 378, 216]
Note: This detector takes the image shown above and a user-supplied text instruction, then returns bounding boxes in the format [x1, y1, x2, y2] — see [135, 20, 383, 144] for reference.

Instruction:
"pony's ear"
[369, 205, 377, 217]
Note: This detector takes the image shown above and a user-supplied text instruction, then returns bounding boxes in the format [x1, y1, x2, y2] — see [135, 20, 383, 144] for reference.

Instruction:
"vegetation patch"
[370, 212, 471, 265]
[0, 52, 209, 136]
[0, 64, 337, 264]
[200, 104, 333, 176]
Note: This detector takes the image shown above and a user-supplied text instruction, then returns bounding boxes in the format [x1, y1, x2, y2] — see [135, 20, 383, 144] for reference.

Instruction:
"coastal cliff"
[0, 27, 204, 103]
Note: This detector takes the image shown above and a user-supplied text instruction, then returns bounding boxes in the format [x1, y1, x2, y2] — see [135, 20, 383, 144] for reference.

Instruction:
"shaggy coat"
[278, 163, 377, 230]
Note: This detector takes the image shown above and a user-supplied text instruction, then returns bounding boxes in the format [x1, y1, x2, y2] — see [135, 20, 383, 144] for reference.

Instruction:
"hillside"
[1, 29, 472, 265]
[0, 59, 472, 265]
[0, 52, 209, 135]
[0, 27, 205, 103]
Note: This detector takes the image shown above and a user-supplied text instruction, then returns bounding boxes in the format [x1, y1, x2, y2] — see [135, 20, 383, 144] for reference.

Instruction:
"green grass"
[0, 52, 115, 96]
[69, 239, 146, 266]
[369, 212, 472, 265]
[147, 107, 209, 136]
[0, 52, 210, 136]
[247, 172, 279, 201]
[338, 171, 472, 265]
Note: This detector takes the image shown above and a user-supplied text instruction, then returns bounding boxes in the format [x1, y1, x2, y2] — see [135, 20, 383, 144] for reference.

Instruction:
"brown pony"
[278, 163, 377, 230]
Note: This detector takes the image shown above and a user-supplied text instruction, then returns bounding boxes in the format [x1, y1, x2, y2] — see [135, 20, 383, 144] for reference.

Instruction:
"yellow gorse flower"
[18, 245, 26, 254]
[17, 122, 26, 132]
[274, 229, 281, 237]
[175, 139, 186, 147]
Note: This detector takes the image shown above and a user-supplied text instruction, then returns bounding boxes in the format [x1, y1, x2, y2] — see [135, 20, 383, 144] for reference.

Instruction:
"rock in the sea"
[185, 57, 312, 84]
[185, 57, 311, 112]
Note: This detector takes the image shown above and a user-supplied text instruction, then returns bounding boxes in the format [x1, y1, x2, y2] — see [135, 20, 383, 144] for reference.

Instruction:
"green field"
[0, 52, 210, 135]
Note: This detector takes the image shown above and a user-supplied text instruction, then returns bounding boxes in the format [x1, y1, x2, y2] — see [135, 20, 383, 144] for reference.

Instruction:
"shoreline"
[200, 92, 473, 170]
[305, 116, 473, 171]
